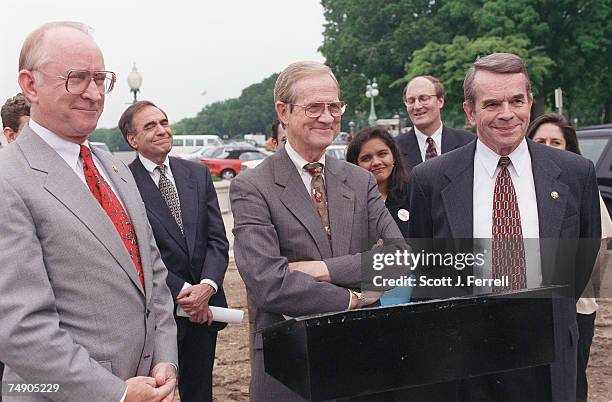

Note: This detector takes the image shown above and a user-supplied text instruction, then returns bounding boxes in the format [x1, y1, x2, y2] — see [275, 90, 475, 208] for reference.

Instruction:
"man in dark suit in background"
[409, 53, 600, 401]
[119, 101, 229, 402]
[396, 75, 474, 174]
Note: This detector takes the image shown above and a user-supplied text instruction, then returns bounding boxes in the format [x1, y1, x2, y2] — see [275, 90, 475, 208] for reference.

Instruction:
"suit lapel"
[403, 129, 423, 168]
[170, 158, 196, 256]
[19, 129, 145, 297]
[441, 142, 476, 238]
[528, 141, 567, 239]
[131, 158, 188, 255]
[275, 149, 333, 258]
[325, 157, 354, 257]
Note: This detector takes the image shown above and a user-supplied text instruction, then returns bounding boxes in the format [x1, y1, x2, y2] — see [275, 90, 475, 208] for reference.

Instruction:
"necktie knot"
[80, 145, 92, 161]
[426, 137, 435, 146]
[498, 156, 511, 169]
[304, 162, 324, 177]
[158, 164, 167, 176]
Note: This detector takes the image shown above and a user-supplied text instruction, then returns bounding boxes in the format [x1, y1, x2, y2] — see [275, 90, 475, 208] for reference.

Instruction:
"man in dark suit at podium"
[120, 101, 229, 401]
[395, 75, 474, 176]
[408, 53, 600, 401]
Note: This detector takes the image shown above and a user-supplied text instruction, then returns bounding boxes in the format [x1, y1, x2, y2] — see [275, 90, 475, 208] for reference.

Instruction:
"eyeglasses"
[291, 101, 346, 118]
[39, 69, 116, 95]
[404, 94, 438, 106]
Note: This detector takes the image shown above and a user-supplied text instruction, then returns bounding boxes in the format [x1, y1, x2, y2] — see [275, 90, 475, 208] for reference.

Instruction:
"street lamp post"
[365, 78, 379, 126]
[127, 63, 143, 104]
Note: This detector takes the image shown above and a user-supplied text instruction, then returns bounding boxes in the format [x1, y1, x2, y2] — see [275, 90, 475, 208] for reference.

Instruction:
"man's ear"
[463, 101, 476, 127]
[3, 127, 17, 143]
[437, 95, 445, 110]
[18, 70, 39, 104]
[126, 132, 139, 150]
[275, 101, 289, 127]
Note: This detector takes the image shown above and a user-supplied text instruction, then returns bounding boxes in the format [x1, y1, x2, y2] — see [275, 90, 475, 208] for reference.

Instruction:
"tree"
[320, 0, 611, 126]
[90, 127, 131, 152]
[404, 35, 553, 127]
[172, 73, 278, 137]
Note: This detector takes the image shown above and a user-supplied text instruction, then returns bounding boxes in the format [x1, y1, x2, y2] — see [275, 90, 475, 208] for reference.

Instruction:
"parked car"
[577, 124, 612, 215]
[325, 144, 347, 160]
[90, 141, 111, 153]
[200, 145, 267, 180]
[240, 144, 348, 174]
[170, 134, 223, 157]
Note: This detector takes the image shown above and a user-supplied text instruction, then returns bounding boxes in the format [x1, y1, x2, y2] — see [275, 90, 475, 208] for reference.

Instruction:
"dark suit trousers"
[576, 312, 596, 402]
[178, 322, 217, 402]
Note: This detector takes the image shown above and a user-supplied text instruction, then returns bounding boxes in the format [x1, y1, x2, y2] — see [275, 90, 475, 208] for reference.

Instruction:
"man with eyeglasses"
[0, 22, 178, 402]
[230, 61, 402, 401]
[396, 75, 474, 176]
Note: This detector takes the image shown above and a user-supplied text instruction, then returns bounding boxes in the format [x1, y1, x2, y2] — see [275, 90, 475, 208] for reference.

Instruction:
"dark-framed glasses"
[404, 94, 438, 106]
[291, 101, 347, 118]
[45, 70, 117, 95]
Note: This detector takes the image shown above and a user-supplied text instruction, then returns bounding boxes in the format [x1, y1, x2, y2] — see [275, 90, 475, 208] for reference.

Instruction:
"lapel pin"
[112, 165, 119, 172]
[551, 191, 559, 199]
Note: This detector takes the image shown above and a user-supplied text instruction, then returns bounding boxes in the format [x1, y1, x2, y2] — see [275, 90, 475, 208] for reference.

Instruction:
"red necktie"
[425, 137, 438, 160]
[492, 156, 527, 291]
[80, 145, 145, 290]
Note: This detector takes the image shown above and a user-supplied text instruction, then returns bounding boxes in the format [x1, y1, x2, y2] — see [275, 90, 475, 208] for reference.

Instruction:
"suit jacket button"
[146, 309, 151, 318]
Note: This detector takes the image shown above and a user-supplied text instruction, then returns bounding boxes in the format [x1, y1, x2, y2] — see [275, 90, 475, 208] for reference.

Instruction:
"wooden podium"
[261, 288, 560, 401]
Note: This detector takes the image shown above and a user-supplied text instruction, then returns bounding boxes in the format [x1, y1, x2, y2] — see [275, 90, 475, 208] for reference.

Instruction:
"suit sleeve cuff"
[119, 387, 127, 402]
[200, 279, 218, 293]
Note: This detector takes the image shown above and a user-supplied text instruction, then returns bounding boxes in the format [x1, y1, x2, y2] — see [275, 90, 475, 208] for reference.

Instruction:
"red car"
[199, 145, 268, 180]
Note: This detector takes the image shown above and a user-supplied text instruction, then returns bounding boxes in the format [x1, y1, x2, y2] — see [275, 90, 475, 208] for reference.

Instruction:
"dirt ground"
[212, 260, 612, 402]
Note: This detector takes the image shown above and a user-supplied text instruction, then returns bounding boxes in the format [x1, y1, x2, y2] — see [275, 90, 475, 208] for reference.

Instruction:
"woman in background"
[347, 126, 411, 304]
[527, 113, 612, 402]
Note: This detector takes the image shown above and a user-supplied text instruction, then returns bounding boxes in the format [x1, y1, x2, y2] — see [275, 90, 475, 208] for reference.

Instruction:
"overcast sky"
[0, 1, 326, 128]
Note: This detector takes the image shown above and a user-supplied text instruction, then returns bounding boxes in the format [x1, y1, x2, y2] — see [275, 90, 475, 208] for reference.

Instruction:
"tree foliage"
[320, 0, 611, 126]
[89, 127, 131, 152]
[172, 73, 278, 137]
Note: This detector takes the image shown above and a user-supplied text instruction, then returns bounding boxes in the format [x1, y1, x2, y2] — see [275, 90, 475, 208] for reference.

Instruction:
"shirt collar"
[138, 153, 171, 176]
[475, 137, 530, 178]
[414, 123, 443, 147]
[285, 140, 326, 173]
[29, 119, 92, 170]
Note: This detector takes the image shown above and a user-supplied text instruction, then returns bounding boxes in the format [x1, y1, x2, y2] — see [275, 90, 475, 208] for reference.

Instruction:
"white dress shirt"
[414, 123, 443, 161]
[138, 154, 218, 294]
[473, 138, 542, 291]
[284, 141, 352, 309]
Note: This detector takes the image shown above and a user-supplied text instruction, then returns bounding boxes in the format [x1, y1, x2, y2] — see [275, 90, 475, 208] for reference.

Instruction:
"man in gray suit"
[230, 61, 402, 401]
[0, 22, 178, 402]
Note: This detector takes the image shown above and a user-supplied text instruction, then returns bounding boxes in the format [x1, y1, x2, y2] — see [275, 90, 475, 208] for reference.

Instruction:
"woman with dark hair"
[347, 126, 411, 305]
[526, 113, 581, 154]
[347, 126, 410, 236]
[527, 114, 612, 402]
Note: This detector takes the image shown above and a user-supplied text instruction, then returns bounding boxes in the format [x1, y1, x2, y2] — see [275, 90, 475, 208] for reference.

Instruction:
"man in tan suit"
[230, 61, 402, 401]
[0, 22, 177, 402]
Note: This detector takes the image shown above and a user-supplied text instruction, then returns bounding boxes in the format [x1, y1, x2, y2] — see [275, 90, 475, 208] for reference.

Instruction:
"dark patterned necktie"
[157, 165, 184, 235]
[492, 156, 527, 291]
[425, 137, 438, 160]
[80, 145, 145, 290]
[303, 162, 331, 240]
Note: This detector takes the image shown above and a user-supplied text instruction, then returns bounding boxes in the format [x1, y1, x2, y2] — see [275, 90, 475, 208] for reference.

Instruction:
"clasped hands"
[125, 362, 176, 402]
[288, 261, 381, 309]
[177, 283, 215, 325]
